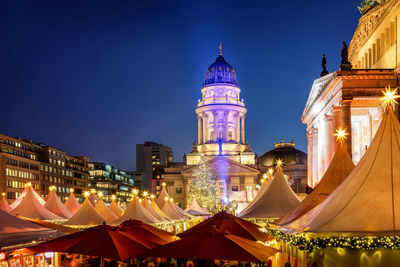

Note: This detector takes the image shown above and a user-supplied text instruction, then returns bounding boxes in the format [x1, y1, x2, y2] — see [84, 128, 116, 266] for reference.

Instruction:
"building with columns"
[159, 47, 260, 209]
[302, 0, 400, 187]
[186, 47, 256, 165]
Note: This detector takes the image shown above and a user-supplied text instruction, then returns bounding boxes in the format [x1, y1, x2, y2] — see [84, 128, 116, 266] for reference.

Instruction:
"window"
[232, 186, 238, 191]
[176, 188, 183, 194]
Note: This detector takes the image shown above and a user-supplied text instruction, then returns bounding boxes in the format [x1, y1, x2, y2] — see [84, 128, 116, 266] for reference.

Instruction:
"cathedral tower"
[186, 44, 255, 165]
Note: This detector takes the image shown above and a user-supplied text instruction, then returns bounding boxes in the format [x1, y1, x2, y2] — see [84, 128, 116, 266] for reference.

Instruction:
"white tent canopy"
[0, 195, 12, 213]
[11, 185, 62, 221]
[185, 198, 210, 216]
[64, 198, 106, 226]
[277, 143, 354, 226]
[142, 199, 170, 221]
[95, 198, 118, 223]
[238, 177, 272, 216]
[109, 199, 123, 218]
[64, 191, 81, 213]
[161, 200, 186, 220]
[44, 190, 73, 219]
[113, 197, 160, 225]
[10, 184, 46, 209]
[155, 187, 169, 209]
[282, 106, 400, 233]
[240, 166, 300, 219]
[150, 199, 171, 221]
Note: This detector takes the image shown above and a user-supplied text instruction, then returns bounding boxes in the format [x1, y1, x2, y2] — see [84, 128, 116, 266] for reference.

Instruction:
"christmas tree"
[189, 157, 219, 214]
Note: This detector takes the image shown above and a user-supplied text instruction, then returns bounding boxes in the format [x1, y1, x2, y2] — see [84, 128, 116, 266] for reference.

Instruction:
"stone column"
[198, 116, 202, 145]
[312, 127, 318, 185]
[202, 114, 207, 144]
[225, 111, 229, 141]
[324, 114, 333, 164]
[241, 115, 245, 144]
[341, 100, 352, 157]
[236, 114, 240, 143]
[306, 130, 313, 187]
[213, 111, 218, 142]
[332, 106, 342, 153]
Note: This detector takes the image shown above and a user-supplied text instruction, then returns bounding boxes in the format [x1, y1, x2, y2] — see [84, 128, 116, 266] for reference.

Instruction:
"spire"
[218, 42, 222, 56]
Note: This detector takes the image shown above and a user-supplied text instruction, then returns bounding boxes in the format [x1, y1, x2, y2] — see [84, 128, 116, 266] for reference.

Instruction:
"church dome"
[259, 140, 307, 167]
[204, 54, 238, 87]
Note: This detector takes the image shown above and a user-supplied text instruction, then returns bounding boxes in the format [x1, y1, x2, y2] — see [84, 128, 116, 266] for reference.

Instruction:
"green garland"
[244, 218, 276, 226]
[267, 229, 400, 252]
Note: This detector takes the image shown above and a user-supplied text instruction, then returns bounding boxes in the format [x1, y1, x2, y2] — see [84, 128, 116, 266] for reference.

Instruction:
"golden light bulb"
[169, 198, 174, 203]
[334, 127, 349, 143]
[70, 188, 74, 193]
[98, 192, 103, 198]
[164, 196, 169, 202]
[143, 191, 149, 197]
[268, 168, 274, 175]
[25, 182, 32, 187]
[111, 195, 116, 200]
[1, 193, 5, 197]
[150, 194, 155, 199]
[84, 191, 90, 198]
[138, 198, 143, 203]
[162, 182, 166, 187]
[132, 188, 139, 195]
[260, 179, 265, 184]
[380, 86, 400, 106]
[275, 158, 283, 167]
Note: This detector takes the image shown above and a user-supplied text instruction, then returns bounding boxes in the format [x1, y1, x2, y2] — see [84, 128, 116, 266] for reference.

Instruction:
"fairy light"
[111, 195, 116, 201]
[169, 197, 174, 203]
[25, 182, 32, 187]
[334, 127, 349, 143]
[275, 159, 283, 167]
[84, 191, 90, 198]
[142, 191, 149, 197]
[268, 168, 274, 176]
[132, 188, 139, 195]
[1, 193, 5, 197]
[380, 86, 400, 106]
[162, 182, 166, 187]
[150, 194, 155, 199]
[49, 186, 56, 191]
[164, 196, 169, 202]
[98, 192, 104, 198]
[70, 188, 74, 193]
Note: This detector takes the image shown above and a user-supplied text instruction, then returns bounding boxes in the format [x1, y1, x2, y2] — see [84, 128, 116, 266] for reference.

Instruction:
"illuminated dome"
[204, 54, 238, 87]
[259, 140, 307, 167]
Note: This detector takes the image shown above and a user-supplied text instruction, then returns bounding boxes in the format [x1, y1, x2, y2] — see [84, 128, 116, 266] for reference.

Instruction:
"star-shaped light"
[98, 192, 104, 198]
[334, 127, 349, 143]
[380, 86, 400, 106]
[268, 168, 274, 176]
[275, 158, 284, 167]
[111, 194, 116, 200]
[84, 191, 90, 198]
[132, 188, 139, 195]
[70, 188, 74, 193]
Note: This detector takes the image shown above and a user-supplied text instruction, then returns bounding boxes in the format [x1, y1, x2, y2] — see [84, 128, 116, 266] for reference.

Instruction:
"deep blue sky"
[0, 0, 361, 170]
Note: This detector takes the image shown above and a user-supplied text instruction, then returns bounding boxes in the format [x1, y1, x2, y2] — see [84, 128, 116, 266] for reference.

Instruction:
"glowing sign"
[0, 252, 6, 260]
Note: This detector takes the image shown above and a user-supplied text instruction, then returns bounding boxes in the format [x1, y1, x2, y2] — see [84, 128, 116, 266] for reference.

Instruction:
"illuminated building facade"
[302, 0, 400, 186]
[0, 133, 89, 202]
[89, 162, 135, 203]
[160, 47, 260, 208]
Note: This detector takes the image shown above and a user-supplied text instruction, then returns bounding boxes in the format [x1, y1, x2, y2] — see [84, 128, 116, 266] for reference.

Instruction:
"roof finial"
[218, 42, 222, 56]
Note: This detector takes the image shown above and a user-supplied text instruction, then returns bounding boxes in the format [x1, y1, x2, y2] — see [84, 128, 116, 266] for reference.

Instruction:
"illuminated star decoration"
[379, 86, 400, 107]
[333, 127, 349, 143]
[275, 158, 284, 168]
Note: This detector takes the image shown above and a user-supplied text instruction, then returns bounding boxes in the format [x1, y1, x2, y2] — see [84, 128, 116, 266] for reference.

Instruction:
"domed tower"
[187, 44, 255, 165]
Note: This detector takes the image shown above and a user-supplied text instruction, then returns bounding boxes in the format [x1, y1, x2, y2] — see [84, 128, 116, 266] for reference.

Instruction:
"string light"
[111, 195, 116, 200]
[380, 86, 400, 106]
[275, 159, 283, 167]
[84, 191, 90, 198]
[70, 188, 74, 193]
[162, 182, 166, 187]
[334, 127, 349, 143]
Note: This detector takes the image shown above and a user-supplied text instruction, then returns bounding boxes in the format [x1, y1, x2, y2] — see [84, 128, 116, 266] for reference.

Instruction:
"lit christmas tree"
[189, 157, 219, 214]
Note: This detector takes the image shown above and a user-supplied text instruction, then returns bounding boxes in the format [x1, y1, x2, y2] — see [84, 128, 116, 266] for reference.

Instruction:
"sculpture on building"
[340, 41, 353, 70]
[320, 54, 329, 77]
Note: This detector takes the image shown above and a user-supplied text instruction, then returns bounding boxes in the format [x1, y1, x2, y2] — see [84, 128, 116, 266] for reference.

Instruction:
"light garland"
[267, 229, 400, 252]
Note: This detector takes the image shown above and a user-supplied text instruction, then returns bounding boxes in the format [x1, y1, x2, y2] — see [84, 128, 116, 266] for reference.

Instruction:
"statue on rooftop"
[320, 54, 329, 77]
[340, 41, 353, 70]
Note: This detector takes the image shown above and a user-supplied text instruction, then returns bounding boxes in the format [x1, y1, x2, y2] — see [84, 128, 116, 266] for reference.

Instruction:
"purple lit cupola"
[186, 43, 255, 165]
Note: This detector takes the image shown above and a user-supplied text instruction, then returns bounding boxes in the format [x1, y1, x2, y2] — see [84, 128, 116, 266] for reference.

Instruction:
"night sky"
[0, 0, 360, 170]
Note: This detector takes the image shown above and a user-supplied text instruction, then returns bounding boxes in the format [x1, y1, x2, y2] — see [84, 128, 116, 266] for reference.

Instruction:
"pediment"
[181, 156, 259, 175]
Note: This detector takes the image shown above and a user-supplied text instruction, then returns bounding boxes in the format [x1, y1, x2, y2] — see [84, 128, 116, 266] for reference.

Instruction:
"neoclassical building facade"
[302, 0, 400, 187]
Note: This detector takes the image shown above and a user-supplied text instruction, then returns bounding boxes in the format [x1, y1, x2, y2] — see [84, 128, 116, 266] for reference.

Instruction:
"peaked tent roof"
[171, 201, 192, 219]
[155, 187, 169, 209]
[64, 191, 81, 213]
[161, 201, 187, 220]
[185, 198, 210, 216]
[142, 199, 170, 222]
[0, 196, 12, 213]
[44, 190, 73, 219]
[11, 186, 62, 221]
[109, 200, 123, 218]
[89, 193, 99, 207]
[95, 198, 118, 223]
[239, 176, 272, 216]
[150, 199, 172, 221]
[113, 198, 160, 225]
[281, 106, 400, 233]
[64, 198, 106, 226]
[277, 143, 354, 226]
[10, 184, 46, 209]
[240, 166, 300, 219]
[0, 209, 58, 247]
